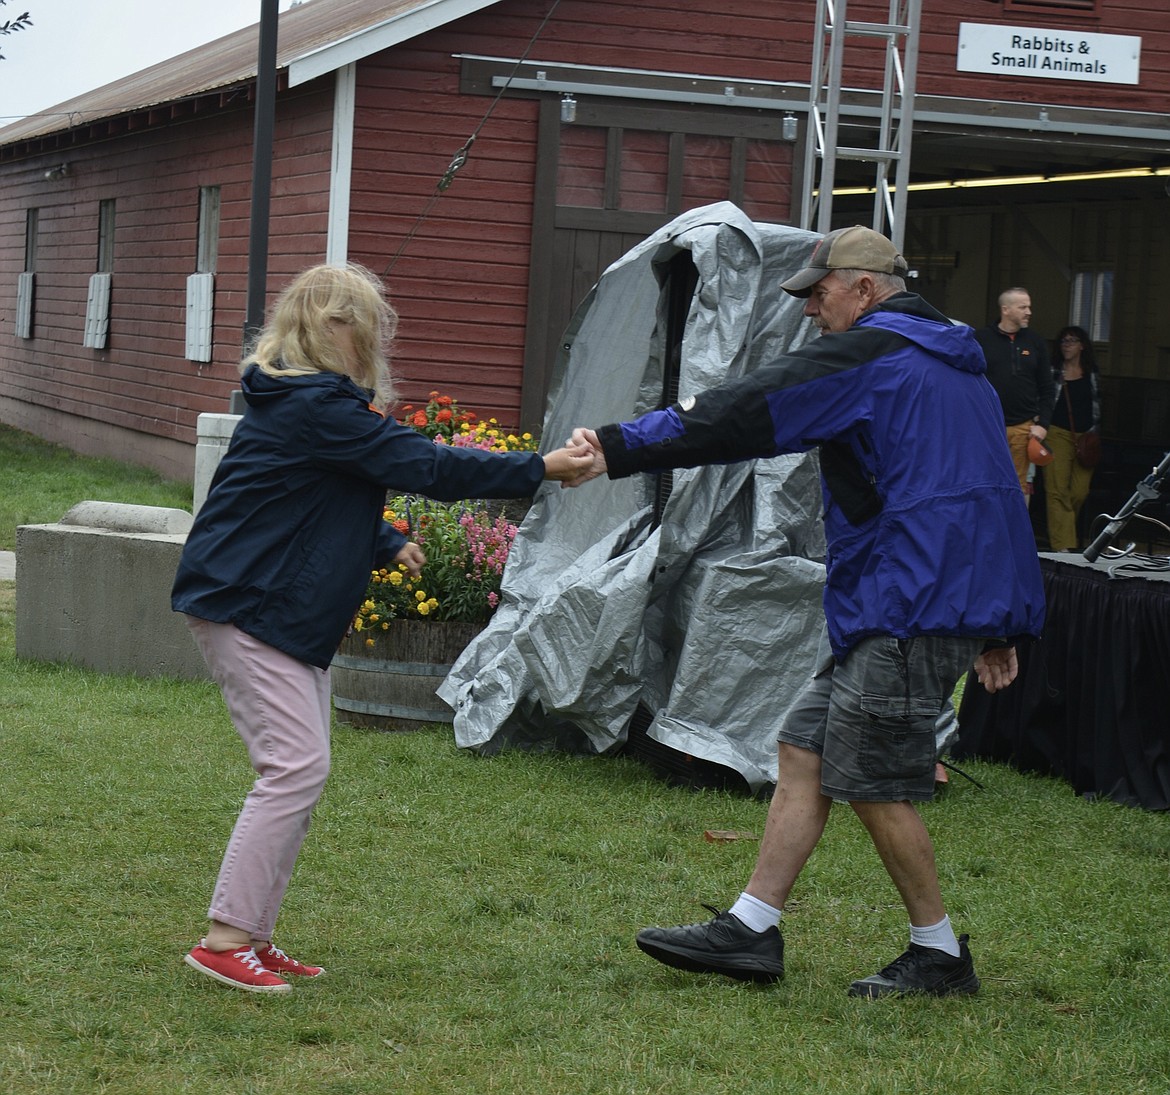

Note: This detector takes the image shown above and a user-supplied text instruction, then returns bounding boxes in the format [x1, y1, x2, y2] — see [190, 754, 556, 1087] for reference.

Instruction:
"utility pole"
[244, 0, 280, 350]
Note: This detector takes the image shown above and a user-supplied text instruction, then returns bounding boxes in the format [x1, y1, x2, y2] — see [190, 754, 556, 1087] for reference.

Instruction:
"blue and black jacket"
[597, 292, 1046, 659]
[172, 365, 544, 669]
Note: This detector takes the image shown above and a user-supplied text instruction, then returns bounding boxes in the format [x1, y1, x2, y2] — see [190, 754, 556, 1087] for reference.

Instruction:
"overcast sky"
[0, 0, 300, 125]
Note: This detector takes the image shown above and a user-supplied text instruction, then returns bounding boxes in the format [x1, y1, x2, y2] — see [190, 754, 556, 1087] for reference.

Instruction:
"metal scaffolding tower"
[797, 0, 923, 251]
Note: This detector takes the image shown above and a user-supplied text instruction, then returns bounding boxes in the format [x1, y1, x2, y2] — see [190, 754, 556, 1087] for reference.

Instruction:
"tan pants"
[1044, 425, 1095, 550]
[1005, 421, 1034, 496]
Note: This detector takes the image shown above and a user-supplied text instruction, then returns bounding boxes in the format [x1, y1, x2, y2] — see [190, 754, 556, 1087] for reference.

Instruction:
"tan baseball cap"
[780, 225, 909, 297]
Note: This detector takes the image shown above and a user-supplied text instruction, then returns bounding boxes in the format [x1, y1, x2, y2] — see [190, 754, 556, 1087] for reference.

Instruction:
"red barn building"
[0, 0, 1167, 500]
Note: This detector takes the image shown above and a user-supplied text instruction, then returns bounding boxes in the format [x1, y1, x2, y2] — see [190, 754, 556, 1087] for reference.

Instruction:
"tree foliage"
[0, 3, 32, 62]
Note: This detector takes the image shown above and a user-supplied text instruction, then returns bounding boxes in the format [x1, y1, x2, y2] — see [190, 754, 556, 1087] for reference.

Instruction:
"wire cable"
[382, 0, 564, 278]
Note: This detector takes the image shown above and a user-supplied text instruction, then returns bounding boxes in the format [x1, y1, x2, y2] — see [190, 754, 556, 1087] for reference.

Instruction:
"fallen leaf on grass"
[704, 830, 759, 843]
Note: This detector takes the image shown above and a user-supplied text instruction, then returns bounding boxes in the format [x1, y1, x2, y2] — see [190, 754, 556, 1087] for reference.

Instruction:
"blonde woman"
[1045, 325, 1101, 551]
[173, 263, 592, 992]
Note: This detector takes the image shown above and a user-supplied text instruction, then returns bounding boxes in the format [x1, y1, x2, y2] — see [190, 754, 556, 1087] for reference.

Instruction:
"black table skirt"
[955, 555, 1170, 810]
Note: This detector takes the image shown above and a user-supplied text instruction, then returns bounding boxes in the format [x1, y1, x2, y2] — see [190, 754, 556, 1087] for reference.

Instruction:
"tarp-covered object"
[439, 203, 830, 791]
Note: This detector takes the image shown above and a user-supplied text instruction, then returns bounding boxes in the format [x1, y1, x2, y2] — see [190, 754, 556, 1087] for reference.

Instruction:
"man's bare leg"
[744, 742, 833, 909]
[850, 798, 944, 926]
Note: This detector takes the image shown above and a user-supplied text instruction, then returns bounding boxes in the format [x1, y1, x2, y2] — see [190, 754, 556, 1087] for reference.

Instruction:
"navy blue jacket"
[597, 293, 1046, 659]
[172, 366, 544, 668]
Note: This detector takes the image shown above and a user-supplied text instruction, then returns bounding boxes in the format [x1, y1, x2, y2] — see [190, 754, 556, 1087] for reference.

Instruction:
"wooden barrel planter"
[330, 620, 483, 731]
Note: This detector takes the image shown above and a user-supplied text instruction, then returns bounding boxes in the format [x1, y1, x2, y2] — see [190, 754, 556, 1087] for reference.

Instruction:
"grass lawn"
[3, 425, 1170, 1092]
[0, 424, 192, 551]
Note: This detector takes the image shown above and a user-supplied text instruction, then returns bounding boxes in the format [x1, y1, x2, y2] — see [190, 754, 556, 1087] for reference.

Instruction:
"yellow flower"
[417, 602, 431, 616]
[388, 571, 403, 586]
[415, 590, 427, 602]
[365, 637, 375, 648]
[354, 619, 364, 632]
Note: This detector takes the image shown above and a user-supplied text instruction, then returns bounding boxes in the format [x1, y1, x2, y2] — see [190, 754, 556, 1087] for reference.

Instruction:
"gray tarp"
[439, 203, 830, 792]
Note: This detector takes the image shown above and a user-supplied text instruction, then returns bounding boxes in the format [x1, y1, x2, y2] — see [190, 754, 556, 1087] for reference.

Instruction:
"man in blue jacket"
[566, 226, 1044, 997]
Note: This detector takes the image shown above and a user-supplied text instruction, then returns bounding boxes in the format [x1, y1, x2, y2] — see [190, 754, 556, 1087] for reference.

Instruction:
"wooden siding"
[345, 0, 819, 428]
[2, 0, 1169, 474]
[346, 0, 1170, 432]
[348, 36, 543, 426]
[917, 0, 1170, 110]
[0, 82, 334, 476]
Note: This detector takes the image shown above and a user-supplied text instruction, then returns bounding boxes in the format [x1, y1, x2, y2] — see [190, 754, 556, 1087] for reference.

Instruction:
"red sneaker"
[185, 942, 292, 993]
[255, 942, 325, 978]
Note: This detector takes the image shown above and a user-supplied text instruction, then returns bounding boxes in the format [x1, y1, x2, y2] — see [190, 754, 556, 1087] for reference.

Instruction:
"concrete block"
[60, 500, 193, 535]
[15, 515, 207, 682]
[194, 412, 241, 515]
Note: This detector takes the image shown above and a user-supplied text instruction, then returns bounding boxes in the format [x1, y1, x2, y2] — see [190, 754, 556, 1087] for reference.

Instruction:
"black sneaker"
[848, 934, 979, 998]
[635, 904, 784, 983]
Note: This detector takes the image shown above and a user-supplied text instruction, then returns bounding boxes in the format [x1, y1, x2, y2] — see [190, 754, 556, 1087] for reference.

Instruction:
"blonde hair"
[242, 262, 399, 408]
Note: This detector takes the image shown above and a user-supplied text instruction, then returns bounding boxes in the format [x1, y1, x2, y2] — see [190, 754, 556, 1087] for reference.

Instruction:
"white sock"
[728, 891, 782, 934]
[909, 914, 960, 957]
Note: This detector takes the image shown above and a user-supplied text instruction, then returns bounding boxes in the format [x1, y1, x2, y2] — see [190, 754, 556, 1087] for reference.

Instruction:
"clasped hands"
[513, 427, 608, 487]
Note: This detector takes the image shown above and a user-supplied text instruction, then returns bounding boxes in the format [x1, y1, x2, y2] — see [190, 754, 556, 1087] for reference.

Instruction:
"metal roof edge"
[289, 0, 501, 87]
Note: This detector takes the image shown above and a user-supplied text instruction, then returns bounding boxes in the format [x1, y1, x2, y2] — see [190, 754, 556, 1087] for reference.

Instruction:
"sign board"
[957, 23, 1141, 85]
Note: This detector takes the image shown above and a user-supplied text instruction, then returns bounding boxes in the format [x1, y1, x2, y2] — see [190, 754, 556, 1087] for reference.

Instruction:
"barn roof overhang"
[287, 0, 498, 87]
[0, 0, 491, 162]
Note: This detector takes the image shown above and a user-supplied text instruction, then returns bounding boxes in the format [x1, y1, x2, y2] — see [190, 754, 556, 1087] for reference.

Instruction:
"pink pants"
[185, 616, 332, 939]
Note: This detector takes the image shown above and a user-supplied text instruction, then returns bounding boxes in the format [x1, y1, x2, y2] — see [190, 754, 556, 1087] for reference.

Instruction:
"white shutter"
[83, 272, 112, 348]
[185, 272, 215, 362]
[15, 271, 34, 339]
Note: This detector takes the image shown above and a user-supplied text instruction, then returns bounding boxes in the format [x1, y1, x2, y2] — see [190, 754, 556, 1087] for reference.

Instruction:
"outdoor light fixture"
[43, 163, 71, 181]
[560, 93, 577, 124]
[782, 112, 798, 141]
[824, 164, 1170, 197]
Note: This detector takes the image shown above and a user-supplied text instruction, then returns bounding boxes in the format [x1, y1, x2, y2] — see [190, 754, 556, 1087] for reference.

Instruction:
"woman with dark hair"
[1045, 324, 1101, 550]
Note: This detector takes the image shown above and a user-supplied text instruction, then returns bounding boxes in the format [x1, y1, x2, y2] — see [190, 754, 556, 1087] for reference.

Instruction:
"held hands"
[541, 437, 599, 485]
[973, 646, 1018, 693]
[393, 541, 426, 577]
[554, 427, 608, 488]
